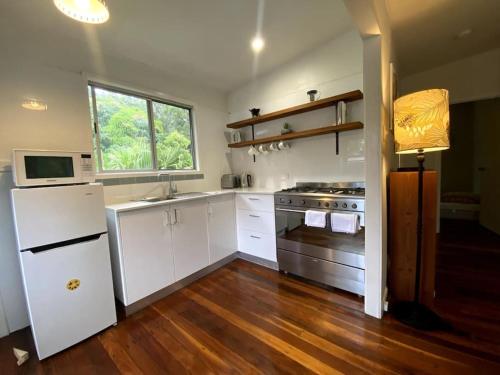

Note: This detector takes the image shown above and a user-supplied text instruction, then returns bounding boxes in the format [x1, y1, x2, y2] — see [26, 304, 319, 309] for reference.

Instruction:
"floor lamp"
[392, 89, 450, 330]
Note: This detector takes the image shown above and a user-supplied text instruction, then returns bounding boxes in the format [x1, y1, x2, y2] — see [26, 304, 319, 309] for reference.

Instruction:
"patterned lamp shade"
[394, 89, 450, 154]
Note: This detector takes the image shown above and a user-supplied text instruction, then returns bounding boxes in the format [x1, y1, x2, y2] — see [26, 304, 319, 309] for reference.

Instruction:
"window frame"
[88, 81, 197, 174]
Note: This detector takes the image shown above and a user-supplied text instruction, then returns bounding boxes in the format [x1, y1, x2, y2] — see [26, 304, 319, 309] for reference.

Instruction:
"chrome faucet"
[157, 173, 177, 199]
[157, 172, 167, 198]
[167, 174, 177, 199]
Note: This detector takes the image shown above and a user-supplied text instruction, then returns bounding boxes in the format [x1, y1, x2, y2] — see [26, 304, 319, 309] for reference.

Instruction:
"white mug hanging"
[258, 144, 269, 154]
[248, 145, 259, 156]
[278, 140, 290, 150]
[269, 142, 279, 152]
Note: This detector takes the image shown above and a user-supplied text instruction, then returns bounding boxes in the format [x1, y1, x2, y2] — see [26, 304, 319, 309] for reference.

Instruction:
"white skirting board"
[237, 251, 279, 270]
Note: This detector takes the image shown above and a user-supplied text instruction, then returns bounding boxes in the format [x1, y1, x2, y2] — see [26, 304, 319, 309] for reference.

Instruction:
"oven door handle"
[275, 208, 308, 213]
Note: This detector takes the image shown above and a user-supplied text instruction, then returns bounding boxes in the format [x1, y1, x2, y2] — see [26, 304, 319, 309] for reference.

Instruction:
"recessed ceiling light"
[251, 36, 265, 53]
[53, 0, 109, 24]
[455, 29, 472, 39]
[22, 99, 48, 111]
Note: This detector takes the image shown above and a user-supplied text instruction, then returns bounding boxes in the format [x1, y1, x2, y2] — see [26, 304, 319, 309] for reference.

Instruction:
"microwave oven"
[12, 149, 96, 187]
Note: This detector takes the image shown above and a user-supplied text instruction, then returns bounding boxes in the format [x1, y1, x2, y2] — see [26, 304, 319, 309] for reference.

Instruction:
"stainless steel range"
[275, 182, 365, 295]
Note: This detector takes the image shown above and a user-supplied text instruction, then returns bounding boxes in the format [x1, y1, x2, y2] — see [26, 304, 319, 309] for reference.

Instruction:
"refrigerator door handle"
[25, 232, 107, 254]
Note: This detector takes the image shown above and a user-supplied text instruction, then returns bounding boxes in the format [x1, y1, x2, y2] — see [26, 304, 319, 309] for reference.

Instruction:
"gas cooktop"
[277, 182, 365, 198]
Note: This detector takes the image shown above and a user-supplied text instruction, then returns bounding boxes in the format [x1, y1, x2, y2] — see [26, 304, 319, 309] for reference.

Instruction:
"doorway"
[434, 98, 500, 341]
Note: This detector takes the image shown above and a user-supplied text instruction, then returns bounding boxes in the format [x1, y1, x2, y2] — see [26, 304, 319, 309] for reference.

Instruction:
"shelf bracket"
[335, 131, 339, 155]
[251, 125, 256, 162]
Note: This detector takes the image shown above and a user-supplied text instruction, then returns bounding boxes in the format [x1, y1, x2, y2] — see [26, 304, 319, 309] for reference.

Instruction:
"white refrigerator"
[11, 183, 117, 360]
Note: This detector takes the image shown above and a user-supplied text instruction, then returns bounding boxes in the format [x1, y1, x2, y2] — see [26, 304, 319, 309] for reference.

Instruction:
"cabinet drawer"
[277, 249, 365, 295]
[238, 229, 276, 262]
[236, 194, 274, 213]
[237, 209, 275, 234]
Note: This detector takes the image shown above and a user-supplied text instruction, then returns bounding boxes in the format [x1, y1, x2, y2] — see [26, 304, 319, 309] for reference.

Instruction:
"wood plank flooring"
[2, 258, 500, 374]
[434, 219, 500, 343]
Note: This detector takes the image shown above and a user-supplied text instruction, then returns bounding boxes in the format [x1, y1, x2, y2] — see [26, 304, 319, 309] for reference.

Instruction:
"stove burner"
[281, 186, 365, 196]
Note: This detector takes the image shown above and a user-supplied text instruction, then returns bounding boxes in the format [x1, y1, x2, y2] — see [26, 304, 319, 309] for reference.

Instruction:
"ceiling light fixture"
[53, 0, 109, 24]
[251, 36, 265, 53]
[22, 99, 48, 111]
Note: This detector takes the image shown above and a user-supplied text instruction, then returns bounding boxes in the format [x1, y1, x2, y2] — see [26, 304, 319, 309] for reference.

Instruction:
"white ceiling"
[386, 0, 500, 76]
[0, 0, 354, 92]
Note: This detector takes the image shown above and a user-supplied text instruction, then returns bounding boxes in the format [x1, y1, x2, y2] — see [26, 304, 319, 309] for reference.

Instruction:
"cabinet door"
[208, 195, 237, 264]
[119, 206, 174, 305]
[238, 229, 277, 261]
[171, 200, 210, 281]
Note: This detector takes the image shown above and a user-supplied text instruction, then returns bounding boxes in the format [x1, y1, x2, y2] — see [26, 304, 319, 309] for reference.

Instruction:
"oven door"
[275, 206, 365, 269]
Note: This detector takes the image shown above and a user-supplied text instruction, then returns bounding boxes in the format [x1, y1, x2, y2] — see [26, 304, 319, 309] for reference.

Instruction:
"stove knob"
[318, 201, 322, 207]
[352, 203, 358, 209]
[324, 202, 330, 208]
[342, 203, 348, 209]
[280, 198, 285, 203]
[301, 200, 306, 205]
[333, 202, 338, 208]
[288, 199, 293, 204]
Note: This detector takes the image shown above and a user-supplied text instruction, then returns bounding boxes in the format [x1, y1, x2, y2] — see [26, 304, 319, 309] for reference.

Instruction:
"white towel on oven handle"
[304, 210, 327, 228]
[331, 212, 360, 234]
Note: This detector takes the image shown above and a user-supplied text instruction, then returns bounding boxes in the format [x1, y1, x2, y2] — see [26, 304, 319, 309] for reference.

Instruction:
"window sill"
[96, 170, 202, 179]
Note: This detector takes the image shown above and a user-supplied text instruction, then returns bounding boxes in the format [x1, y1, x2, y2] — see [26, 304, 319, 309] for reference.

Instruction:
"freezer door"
[20, 234, 116, 360]
[11, 183, 107, 250]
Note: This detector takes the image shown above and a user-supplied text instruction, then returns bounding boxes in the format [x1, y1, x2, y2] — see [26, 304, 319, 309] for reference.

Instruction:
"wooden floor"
[2, 258, 500, 374]
[434, 219, 500, 343]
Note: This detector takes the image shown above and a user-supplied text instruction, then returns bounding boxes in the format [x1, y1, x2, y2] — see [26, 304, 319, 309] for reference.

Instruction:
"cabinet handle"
[163, 211, 170, 227]
[169, 210, 176, 225]
[174, 209, 180, 224]
[250, 235, 261, 239]
[249, 214, 260, 218]
[248, 197, 260, 201]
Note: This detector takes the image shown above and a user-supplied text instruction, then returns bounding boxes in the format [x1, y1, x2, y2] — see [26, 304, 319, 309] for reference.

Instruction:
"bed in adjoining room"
[440, 192, 480, 221]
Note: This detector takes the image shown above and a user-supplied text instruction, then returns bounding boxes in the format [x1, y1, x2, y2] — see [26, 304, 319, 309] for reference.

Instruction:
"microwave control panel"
[80, 154, 95, 182]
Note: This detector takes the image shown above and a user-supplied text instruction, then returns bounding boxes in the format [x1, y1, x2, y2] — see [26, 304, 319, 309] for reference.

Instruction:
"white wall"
[344, 0, 396, 318]
[400, 48, 500, 104]
[0, 44, 229, 333]
[227, 30, 364, 189]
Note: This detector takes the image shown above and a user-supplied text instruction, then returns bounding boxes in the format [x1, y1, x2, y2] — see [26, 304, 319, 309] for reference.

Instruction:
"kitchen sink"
[138, 196, 176, 202]
[173, 192, 211, 198]
[137, 192, 210, 203]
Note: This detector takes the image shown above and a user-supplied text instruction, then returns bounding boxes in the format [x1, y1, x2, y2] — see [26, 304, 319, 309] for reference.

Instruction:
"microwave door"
[24, 155, 75, 180]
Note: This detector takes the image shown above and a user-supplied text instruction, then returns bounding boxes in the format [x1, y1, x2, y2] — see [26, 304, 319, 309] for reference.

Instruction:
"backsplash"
[226, 31, 365, 189]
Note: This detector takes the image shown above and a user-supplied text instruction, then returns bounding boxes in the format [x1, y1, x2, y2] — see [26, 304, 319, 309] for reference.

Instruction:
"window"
[88, 82, 196, 172]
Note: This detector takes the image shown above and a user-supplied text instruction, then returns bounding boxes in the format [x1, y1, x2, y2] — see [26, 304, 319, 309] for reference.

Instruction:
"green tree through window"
[88, 83, 195, 172]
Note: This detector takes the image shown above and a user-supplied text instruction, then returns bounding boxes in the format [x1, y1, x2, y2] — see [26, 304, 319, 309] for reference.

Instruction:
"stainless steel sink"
[173, 192, 210, 198]
[138, 196, 176, 202]
[136, 192, 210, 203]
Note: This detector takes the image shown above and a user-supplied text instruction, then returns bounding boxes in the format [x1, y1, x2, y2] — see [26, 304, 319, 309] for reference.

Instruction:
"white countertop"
[106, 187, 276, 213]
[230, 187, 277, 195]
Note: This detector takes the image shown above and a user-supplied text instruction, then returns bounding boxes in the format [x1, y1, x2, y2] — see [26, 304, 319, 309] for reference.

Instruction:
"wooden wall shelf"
[227, 122, 363, 148]
[226, 90, 363, 129]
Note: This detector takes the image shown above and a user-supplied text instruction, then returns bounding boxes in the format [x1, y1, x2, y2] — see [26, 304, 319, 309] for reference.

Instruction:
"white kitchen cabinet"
[106, 192, 273, 309]
[170, 199, 210, 281]
[116, 206, 174, 305]
[236, 194, 274, 212]
[237, 209, 275, 234]
[208, 194, 237, 263]
[236, 194, 277, 262]
[238, 230, 277, 261]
